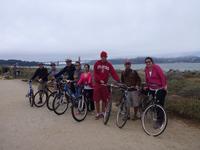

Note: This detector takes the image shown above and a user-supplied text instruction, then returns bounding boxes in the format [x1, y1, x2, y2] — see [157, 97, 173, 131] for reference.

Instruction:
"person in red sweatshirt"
[144, 57, 167, 128]
[93, 51, 120, 119]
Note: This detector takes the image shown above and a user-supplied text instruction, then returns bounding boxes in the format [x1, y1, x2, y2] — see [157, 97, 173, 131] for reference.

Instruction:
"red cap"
[100, 51, 108, 58]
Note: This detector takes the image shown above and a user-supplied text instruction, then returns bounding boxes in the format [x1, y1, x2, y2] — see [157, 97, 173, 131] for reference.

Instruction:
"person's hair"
[84, 64, 90, 69]
[75, 61, 81, 65]
[145, 57, 154, 64]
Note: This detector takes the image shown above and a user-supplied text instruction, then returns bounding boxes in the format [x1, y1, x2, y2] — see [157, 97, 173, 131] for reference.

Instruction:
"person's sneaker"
[95, 114, 102, 120]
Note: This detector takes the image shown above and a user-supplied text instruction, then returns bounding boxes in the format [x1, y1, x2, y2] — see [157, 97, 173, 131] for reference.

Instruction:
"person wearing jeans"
[144, 57, 167, 128]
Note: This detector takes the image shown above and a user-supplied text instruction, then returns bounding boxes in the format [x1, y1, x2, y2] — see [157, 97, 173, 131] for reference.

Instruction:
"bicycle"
[46, 80, 60, 111]
[52, 79, 70, 115]
[25, 81, 34, 107]
[141, 89, 168, 136]
[101, 83, 119, 125]
[71, 87, 88, 122]
[34, 81, 54, 108]
[116, 83, 138, 128]
[52, 79, 88, 121]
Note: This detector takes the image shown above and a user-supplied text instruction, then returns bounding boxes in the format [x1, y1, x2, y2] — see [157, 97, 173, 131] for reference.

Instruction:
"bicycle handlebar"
[101, 83, 138, 91]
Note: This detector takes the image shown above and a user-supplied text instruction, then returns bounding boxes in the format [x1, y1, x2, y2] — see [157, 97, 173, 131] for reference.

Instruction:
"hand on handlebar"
[100, 80, 105, 84]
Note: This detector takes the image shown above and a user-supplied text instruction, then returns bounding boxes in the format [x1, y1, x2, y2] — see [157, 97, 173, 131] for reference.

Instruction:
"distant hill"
[0, 59, 39, 66]
[0, 56, 200, 66]
[88, 56, 200, 64]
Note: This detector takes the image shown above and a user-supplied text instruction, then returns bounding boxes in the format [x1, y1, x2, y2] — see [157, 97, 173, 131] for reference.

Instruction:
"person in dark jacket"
[30, 63, 48, 104]
[121, 61, 141, 120]
[55, 59, 76, 93]
[55, 59, 75, 80]
[30, 63, 48, 84]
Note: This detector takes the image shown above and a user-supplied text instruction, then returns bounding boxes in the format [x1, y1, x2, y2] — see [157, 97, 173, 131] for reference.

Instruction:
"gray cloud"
[0, 0, 200, 61]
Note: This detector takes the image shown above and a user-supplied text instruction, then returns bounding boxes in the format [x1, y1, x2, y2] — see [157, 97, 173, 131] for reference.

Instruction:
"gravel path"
[0, 79, 200, 150]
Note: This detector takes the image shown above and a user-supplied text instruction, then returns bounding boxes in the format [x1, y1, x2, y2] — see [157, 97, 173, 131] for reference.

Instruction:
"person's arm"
[144, 69, 149, 89]
[155, 65, 167, 88]
[77, 74, 84, 85]
[121, 71, 125, 83]
[30, 69, 38, 81]
[42, 68, 49, 81]
[88, 72, 93, 85]
[93, 62, 101, 83]
[109, 63, 120, 82]
[55, 67, 67, 78]
[134, 70, 141, 86]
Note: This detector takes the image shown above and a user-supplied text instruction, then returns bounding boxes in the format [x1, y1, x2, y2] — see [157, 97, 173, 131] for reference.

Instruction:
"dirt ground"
[0, 79, 200, 150]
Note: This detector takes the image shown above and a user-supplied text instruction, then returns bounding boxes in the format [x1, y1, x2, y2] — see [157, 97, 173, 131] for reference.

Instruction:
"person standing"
[144, 57, 167, 128]
[121, 61, 141, 120]
[93, 51, 120, 119]
[78, 64, 95, 112]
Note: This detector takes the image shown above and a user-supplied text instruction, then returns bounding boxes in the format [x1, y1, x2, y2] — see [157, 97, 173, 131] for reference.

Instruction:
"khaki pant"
[127, 91, 140, 107]
[38, 82, 47, 91]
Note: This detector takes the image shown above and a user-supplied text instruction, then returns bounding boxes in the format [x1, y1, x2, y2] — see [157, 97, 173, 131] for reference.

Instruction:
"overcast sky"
[0, 0, 200, 61]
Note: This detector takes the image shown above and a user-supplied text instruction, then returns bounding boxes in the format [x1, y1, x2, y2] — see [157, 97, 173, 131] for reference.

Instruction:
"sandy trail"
[0, 79, 200, 150]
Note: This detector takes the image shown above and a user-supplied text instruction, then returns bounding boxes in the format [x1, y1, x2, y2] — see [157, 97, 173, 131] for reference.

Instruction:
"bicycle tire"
[29, 94, 34, 107]
[46, 91, 57, 111]
[52, 93, 69, 115]
[103, 99, 112, 125]
[71, 96, 88, 122]
[34, 90, 48, 107]
[142, 104, 168, 137]
[116, 101, 128, 128]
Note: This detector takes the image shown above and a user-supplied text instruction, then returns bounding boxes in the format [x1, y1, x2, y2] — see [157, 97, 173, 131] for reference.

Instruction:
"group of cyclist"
[30, 51, 167, 126]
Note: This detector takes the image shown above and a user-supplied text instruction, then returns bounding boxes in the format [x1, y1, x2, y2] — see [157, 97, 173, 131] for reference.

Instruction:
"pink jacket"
[145, 64, 167, 89]
[77, 72, 93, 88]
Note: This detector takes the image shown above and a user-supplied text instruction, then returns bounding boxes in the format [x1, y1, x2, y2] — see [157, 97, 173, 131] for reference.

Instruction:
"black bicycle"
[46, 80, 60, 111]
[102, 83, 119, 125]
[52, 79, 88, 121]
[116, 84, 138, 128]
[141, 89, 168, 136]
[34, 81, 54, 108]
[52, 79, 70, 115]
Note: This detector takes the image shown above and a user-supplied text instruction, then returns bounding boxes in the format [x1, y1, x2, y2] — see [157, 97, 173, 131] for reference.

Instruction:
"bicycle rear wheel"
[34, 90, 48, 107]
[116, 101, 128, 128]
[71, 96, 88, 122]
[46, 91, 57, 111]
[53, 94, 69, 115]
[103, 99, 112, 125]
[142, 104, 168, 136]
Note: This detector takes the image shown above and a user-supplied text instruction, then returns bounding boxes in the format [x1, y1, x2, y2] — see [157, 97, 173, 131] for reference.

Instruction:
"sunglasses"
[145, 61, 152, 64]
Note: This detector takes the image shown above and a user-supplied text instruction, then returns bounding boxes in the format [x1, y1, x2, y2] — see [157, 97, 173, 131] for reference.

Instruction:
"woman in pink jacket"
[144, 57, 167, 128]
[78, 64, 95, 112]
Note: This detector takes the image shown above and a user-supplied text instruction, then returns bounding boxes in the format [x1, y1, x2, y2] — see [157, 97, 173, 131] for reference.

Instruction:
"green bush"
[166, 95, 200, 121]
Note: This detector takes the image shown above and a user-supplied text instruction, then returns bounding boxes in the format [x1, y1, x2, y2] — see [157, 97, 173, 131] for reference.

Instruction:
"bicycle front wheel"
[103, 99, 112, 125]
[46, 91, 57, 111]
[71, 96, 88, 122]
[141, 104, 168, 136]
[28, 93, 34, 107]
[34, 90, 48, 107]
[53, 94, 69, 115]
[116, 101, 128, 128]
